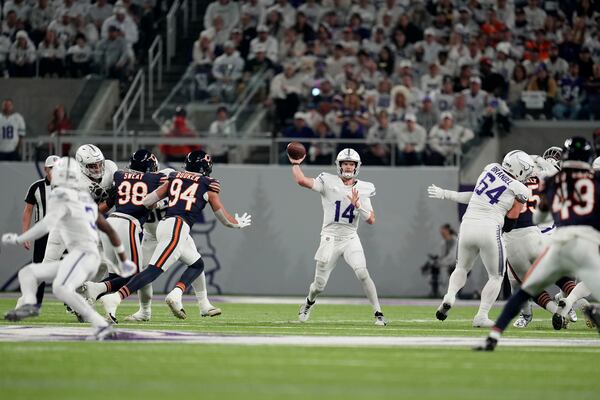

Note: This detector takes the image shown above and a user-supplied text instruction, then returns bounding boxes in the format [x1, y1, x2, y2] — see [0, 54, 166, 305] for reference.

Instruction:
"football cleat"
[552, 312, 569, 330]
[82, 281, 106, 303]
[473, 336, 498, 352]
[88, 325, 115, 341]
[472, 317, 495, 328]
[513, 313, 532, 328]
[298, 298, 315, 323]
[435, 302, 452, 321]
[582, 305, 600, 334]
[200, 306, 222, 317]
[4, 304, 40, 322]
[165, 289, 187, 320]
[124, 310, 151, 322]
[567, 307, 578, 322]
[100, 293, 121, 324]
[374, 311, 387, 326]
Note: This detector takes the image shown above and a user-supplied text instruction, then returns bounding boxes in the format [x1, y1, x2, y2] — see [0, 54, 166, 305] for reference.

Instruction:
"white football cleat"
[374, 311, 387, 326]
[200, 306, 222, 317]
[165, 289, 186, 320]
[513, 313, 532, 328]
[472, 316, 495, 328]
[100, 293, 121, 324]
[298, 298, 315, 323]
[568, 307, 578, 322]
[88, 325, 115, 341]
[82, 281, 106, 303]
[124, 310, 151, 322]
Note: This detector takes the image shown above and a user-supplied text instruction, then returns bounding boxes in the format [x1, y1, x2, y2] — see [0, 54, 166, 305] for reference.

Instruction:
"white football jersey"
[81, 159, 118, 202]
[0, 112, 25, 152]
[311, 172, 376, 237]
[463, 163, 529, 225]
[46, 187, 99, 253]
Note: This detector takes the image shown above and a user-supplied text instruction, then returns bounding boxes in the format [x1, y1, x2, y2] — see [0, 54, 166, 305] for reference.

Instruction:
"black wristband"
[503, 217, 517, 233]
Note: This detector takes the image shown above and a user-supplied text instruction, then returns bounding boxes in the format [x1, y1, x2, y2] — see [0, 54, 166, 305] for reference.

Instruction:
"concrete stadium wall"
[0, 79, 88, 137]
[0, 163, 461, 297]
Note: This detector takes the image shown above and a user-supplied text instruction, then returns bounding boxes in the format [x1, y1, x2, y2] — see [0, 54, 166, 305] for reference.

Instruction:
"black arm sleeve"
[503, 217, 518, 233]
[104, 184, 118, 209]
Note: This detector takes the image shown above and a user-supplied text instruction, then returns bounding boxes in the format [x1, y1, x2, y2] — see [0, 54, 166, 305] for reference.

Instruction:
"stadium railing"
[166, 0, 181, 71]
[112, 70, 145, 134]
[148, 36, 164, 107]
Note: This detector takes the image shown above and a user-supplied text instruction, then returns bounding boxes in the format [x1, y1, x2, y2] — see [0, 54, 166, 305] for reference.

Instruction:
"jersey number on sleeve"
[169, 179, 198, 211]
[552, 178, 595, 220]
[117, 181, 148, 206]
[334, 201, 355, 223]
[85, 206, 97, 230]
[475, 172, 507, 205]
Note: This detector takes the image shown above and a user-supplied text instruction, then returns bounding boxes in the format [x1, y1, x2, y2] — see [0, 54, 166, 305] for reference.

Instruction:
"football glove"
[234, 212, 252, 228]
[2, 233, 19, 245]
[427, 184, 446, 200]
[120, 260, 137, 278]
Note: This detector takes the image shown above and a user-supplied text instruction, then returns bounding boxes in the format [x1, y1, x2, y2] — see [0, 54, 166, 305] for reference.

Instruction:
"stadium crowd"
[0, 0, 163, 81]
[194, 0, 600, 165]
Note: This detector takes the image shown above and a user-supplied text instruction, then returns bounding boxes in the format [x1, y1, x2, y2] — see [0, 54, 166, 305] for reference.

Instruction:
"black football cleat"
[4, 304, 40, 322]
[473, 336, 498, 352]
[582, 305, 600, 335]
[435, 302, 452, 321]
[552, 312, 569, 330]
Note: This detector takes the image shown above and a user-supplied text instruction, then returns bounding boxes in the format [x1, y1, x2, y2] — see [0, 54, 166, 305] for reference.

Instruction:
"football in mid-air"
[287, 141, 306, 161]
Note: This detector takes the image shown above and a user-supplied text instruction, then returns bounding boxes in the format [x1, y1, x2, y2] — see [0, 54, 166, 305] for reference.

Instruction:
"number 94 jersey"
[311, 172, 376, 237]
[165, 171, 220, 227]
[464, 163, 529, 225]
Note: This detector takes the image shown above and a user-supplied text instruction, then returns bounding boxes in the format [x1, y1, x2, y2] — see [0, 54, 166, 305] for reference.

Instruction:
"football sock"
[534, 291, 558, 313]
[307, 283, 322, 303]
[476, 275, 503, 318]
[191, 271, 211, 309]
[561, 283, 592, 317]
[17, 265, 39, 305]
[138, 284, 153, 313]
[101, 273, 130, 296]
[35, 281, 46, 307]
[555, 277, 577, 296]
[53, 286, 107, 328]
[360, 276, 382, 313]
[493, 289, 532, 332]
[118, 265, 162, 300]
[443, 267, 468, 306]
[178, 259, 205, 293]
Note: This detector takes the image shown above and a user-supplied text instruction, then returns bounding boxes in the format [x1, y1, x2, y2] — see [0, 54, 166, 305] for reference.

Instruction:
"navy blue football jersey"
[544, 169, 600, 230]
[514, 176, 542, 229]
[112, 170, 165, 224]
[165, 171, 219, 227]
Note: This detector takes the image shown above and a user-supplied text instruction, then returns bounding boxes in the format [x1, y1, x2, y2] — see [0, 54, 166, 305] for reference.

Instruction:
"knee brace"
[354, 267, 370, 282]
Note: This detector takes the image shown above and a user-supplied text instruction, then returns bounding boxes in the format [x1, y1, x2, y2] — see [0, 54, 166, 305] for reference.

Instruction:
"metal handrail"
[151, 64, 195, 126]
[112, 70, 145, 135]
[148, 36, 163, 107]
[166, 0, 180, 70]
[181, 0, 190, 38]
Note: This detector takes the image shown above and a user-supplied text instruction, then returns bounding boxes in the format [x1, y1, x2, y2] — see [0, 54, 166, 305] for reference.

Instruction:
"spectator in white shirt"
[30, 0, 55, 44]
[88, 0, 113, 30]
[205, 0, 240, 33]
[268, 61, 302, 128]
[67, 33, 92, 77]
[297, 0, 322, 30]
[267, 0, 296, 29]
[101, 6, 139, 46]
[0, 98, 26, 160]
[427, 111, 472, 165]
[3, 0, 30, 21]
[207, 106, 234, 163]
[241, 0, 264, 28]
[209, 41, 245, 102]
[421, 62, 443, 94]
[393, 112, 426, 166]
[1, 10, 18, 39]
[38, 29, 65, 77]
[9, 30, 36, 77]
[249, 24, 278, 63]
[48, 12, 76, 46]
[524, 0, 547, 31]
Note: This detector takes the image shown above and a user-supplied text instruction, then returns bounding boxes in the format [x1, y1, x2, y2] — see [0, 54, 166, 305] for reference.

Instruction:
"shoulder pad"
[206, 177, 221, 193]
[105, 159, 119, 175]
[358, 181, 376, 197]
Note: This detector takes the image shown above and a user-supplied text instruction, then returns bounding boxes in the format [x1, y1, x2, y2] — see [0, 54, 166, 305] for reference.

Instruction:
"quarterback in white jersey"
[290, 148, 386, 326]
[430, 150, 533, 327]
[1, 157, 135, 340]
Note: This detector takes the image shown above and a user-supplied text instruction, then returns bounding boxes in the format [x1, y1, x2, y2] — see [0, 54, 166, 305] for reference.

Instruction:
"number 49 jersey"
[463, 163, 529, 226]
[311, 172, 376, 237]
[544, 169, 600, 230]
[111, 170, 166, 224]
[165, 171, 220, 227]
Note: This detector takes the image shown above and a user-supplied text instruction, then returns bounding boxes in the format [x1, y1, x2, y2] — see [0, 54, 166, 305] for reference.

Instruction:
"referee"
[22, 155, 59, 307]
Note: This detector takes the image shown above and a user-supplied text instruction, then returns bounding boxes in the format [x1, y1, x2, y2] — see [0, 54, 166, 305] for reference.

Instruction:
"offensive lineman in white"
[290, 148, 386, 326]
[432, 150, 534, 327]
[1, 157, 135, 340]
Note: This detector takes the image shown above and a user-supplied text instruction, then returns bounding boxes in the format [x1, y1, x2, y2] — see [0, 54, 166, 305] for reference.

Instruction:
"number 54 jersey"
[464, 163, 529, 226]
[311, 172, 376, 237]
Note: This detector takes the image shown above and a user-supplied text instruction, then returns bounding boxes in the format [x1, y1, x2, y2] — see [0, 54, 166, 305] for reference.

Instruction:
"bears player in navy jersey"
[476, 137, 600, 351]
[100, 150, 251, 321]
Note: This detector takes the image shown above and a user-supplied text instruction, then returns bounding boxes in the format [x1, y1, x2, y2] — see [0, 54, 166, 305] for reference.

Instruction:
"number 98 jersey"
[464, 163, 529, 225]
[164, 171, 219, 227]
[544, 169, 600, 230]
[311, 172, 376, 237]
[111, 170, 165, 224]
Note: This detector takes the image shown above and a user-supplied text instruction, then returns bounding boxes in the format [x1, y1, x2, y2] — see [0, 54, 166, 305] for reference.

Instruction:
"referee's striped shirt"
[24, 177, 51, 262]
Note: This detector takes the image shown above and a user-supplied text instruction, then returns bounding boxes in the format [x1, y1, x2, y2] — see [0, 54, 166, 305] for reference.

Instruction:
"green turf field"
[0, 298, 599, 400]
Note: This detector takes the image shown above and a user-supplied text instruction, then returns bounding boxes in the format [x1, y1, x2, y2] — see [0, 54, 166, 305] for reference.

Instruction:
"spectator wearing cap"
[38, 30, 66, 77]
[427, 111, 473, 166]
[9, 30, 36, 77]
[338, 27, 360, 55]
[269, 62, 302, 130]
[30, 0, 55, 44]
[95, 25, 130, 81]
[67, 33, 92, 77]
[507, 64, 529, 119]
[362, 26, 385, 57]
[249, 24, 278, 63]
[492, 43, 515, 82]
[524, 29, 551, 62]
[243, 42, 275, 79]
[416, 96, 439, 133]
[522, 47, 542, 77]
[420, 28, 442, 65]
[88, 0, 113, 30]
[393, 112, 426, 166]
[526, 63, 557, 119]
[546, 43, 569, 79]
[480, 91, 510, 136]
[462, 76, 489, 134]
[207, 106, 234, 164]
[209, 40, 245, 103]
[160, 107, 201, 162]
[363, 109, 391, 166]
[457, 40, 482, 72]
[421, 62, 443, 93]
[205, 0, 240, 34]
[101, 6, 139, 46]
[447, 31, 467, 65]
[553, 63, 584, 120]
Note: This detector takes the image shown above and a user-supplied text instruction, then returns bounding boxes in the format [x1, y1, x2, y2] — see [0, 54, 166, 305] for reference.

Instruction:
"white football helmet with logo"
[335, 148, 361, 179]
[76, 144, 105, 180]
[501, 150, 535, 182]
[52, 157, 83, 189]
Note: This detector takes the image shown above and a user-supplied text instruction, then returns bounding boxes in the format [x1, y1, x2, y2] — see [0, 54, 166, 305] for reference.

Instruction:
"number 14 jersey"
[311, 172, 376, 237]
[464, 163, 529, 226]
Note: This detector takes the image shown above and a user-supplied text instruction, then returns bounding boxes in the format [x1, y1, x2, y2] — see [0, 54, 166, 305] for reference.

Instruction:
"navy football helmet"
[184, 150, 213, 176]
[129, 149, 158, 173]
[562, 137, 594, 168]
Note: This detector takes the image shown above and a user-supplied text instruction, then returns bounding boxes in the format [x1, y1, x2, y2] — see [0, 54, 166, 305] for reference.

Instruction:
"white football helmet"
[593, 156, 600, 171]
[502, 150, 535, 182]
[335, 148, 361, 179]
[542, 145, 562, 171]
[52, 157, 83, 189]
[76, 144, 105, 180]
